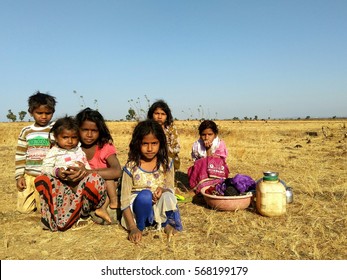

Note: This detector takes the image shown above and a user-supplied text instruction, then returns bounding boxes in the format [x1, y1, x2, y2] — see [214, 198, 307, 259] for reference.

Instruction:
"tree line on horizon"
[4, 94, 344, 122]
[5, 107, 343, 123]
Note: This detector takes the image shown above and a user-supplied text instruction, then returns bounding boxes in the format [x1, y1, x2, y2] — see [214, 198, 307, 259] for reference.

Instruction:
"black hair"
[198, 120, 219, 135]
[50, 116, 79, 140]
[147, 99, 173, 127]
[28, 91, 57, 114]
[128, 119, 169, 171]
[75, 107, 113, 148]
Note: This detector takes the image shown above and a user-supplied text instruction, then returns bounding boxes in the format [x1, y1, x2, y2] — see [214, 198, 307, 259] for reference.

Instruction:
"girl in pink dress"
[188, 120, 229, 194]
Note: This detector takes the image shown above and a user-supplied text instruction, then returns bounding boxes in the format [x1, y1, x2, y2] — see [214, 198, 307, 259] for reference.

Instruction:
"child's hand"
[16, 177, 26, 191]
[152, 187, 163, 203]
[59, 167, 68, 180]
[203, 139, 212, 149]
[75, 161, 86, 171]
[128, 227, 142, 244]
[65, 162, 87, 182]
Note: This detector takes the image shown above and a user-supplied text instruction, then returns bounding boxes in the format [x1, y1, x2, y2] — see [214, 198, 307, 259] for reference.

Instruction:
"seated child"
[188, 120, 229, 194]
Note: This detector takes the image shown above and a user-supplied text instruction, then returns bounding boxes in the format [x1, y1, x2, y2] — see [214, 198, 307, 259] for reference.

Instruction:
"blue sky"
[1, 0, 346, 121]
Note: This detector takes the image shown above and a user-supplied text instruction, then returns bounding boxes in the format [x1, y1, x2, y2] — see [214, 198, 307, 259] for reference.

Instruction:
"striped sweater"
[15, 123, 53, 180]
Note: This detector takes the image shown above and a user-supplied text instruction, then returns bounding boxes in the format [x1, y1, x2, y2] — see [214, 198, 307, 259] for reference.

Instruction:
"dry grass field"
[0, 119, 346, 260]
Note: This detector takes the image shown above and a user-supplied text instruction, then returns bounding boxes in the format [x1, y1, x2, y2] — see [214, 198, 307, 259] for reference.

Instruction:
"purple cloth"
[228, 174, 256, 193]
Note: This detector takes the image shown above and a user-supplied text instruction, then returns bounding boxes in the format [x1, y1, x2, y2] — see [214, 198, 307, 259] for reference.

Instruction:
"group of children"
[15, 91, 229, 244]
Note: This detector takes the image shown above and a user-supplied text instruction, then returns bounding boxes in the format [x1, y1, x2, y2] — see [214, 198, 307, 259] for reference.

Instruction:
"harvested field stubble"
[0, 119, 346, 260]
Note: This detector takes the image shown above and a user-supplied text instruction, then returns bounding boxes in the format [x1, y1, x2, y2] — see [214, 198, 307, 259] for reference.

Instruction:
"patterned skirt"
[35, 173, 106, 231]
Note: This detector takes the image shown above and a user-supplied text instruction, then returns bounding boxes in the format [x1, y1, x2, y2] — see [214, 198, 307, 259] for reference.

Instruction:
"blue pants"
[132, 189, 182, 231]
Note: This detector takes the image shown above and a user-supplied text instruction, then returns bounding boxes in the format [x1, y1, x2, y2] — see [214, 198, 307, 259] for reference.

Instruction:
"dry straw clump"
[0, 119, 346, 260]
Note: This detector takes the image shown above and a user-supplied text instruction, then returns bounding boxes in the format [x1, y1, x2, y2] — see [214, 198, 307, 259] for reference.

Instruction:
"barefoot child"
[35, 116, 107, 231]
[121, 119, 183, 243]
[76, 108, 122, 224]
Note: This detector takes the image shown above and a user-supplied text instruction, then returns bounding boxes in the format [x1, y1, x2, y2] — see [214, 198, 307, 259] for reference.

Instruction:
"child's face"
[79, 120, 99, 146]
[140, 133, 160, 161]
[55, 129, 79, 150]
[200, 128, 217, 147]
[31, 105, 54, 127]
[152, 108, 167, 126]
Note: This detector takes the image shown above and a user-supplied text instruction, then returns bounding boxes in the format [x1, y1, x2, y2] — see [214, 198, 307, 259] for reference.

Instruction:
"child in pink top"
[191, 120, 228, 161]
[76, 108, 122, 224]
[188, 120, 229, 193]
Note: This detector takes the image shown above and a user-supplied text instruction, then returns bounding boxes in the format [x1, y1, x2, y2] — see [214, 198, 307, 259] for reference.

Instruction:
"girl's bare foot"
[95, 208, 112, 224]
[164, 224, 177, 242]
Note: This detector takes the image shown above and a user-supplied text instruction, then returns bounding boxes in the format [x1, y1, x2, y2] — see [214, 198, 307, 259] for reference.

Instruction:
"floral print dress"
[35, 172, 106, 231]
[120, 161, 182, 231]
[164, 124, 181, 170]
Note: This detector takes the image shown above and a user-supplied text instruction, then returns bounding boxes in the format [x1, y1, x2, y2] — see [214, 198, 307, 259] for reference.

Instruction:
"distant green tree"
[126, 108, 136, 120]
[18, 111, 27, 121]
[127, 95, 151, 120]
[7, 110, 16, 122]
[305, 116, 311, 119]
